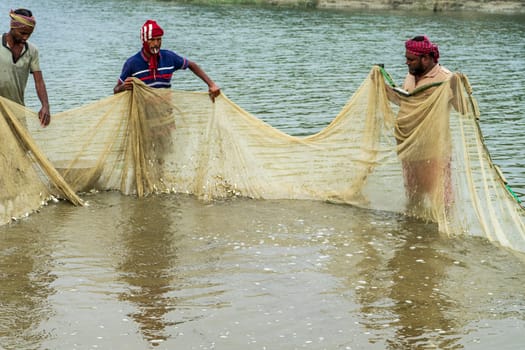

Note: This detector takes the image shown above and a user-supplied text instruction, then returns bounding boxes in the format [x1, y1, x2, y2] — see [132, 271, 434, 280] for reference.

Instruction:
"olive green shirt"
[0, 33, 41, 105]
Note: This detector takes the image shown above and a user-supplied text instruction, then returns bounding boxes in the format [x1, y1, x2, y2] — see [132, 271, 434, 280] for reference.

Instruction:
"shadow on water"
[115, 195, 232, 346]
[116, 197, 181, 345]
[380, 220, 459, 349]
[323, 210, 460, 348]
[325, 209, 525, 349]
[1, 194, 525, 349]
[0, 200, 88, 349]
[384, 226, 458, 349]
[0, 227, 56, 349]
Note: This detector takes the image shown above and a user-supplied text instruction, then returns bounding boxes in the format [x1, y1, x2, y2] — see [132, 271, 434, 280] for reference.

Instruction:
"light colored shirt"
[403, 64, 452, 93]
[0, 33, 41, 105]
[394, 63, 454, 145]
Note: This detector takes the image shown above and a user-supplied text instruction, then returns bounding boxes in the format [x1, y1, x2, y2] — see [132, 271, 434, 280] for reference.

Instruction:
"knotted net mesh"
[1, 66, 523, 252]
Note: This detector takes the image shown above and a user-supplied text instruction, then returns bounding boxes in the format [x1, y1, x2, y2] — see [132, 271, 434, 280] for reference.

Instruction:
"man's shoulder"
[26, 40, 38, 51]
[420, 64, 452, 84]
[159, 50, 188, 69]
[436, 64, 452, 77]
[122, 51, 146, 70]
[125, 50, 144, 62]
[160, 49, 183, 58]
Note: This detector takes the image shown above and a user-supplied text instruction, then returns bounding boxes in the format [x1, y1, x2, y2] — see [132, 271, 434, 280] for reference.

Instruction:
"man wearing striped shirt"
[114, 19, 220, 102]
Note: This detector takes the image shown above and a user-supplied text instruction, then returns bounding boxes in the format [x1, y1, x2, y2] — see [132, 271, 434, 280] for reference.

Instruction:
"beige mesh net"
[1, 66, 524, 252]
[0, 96, 83, 224]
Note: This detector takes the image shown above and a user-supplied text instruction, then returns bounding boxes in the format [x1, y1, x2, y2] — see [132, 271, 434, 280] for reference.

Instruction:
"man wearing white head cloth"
[0, 8, 51, 126]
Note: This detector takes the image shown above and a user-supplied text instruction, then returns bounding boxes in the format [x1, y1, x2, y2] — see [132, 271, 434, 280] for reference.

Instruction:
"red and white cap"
[140, 20, 164, 42]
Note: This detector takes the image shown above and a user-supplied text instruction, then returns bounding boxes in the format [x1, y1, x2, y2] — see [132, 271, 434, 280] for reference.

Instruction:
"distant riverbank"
[315, 0, 525, 13]
[177, 0, 525, 13]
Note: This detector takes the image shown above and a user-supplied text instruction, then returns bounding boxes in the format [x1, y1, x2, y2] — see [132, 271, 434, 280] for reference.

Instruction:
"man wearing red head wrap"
[388, 35, 454, 210]
[0, 8, 51, 127]
[402, 35, 451, 93]
[114, 19, 220, 102]
[140, 19, 164, 76]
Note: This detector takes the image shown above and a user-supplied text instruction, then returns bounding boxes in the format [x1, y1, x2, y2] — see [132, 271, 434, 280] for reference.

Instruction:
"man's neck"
[415, 62, 437, 82]
[3, 32, 27, 61]
[5, 32, 14, 48]
[142, 48, 151, 58]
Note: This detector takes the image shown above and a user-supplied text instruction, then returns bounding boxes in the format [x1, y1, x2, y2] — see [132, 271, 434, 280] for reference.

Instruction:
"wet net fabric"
[0, 96, 82, 224]
[1, 66, 523, 252]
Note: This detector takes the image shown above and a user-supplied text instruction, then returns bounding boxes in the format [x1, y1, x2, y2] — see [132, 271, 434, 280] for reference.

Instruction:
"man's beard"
[410, 66, 424, 76]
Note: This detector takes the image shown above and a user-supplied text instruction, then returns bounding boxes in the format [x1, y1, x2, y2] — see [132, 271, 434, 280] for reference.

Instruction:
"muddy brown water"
[1, 1, 524, 349]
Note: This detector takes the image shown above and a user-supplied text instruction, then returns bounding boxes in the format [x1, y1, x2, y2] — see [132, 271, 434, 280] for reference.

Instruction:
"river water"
[1, 1, 525, 349]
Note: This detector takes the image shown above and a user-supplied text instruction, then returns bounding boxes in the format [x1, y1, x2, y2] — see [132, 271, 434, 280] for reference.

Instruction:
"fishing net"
[1, 66, 523, 252]
[0, 97, 82, 224]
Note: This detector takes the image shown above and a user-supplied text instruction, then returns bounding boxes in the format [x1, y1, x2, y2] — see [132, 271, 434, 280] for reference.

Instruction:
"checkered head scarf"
[405, 35, 440, 63]
[141, 20, 164, 76]
[10, 9, 36, 29]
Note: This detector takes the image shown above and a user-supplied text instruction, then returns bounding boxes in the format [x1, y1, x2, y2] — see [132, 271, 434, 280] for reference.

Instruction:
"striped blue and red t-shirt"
[118, 49, 189, 88]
